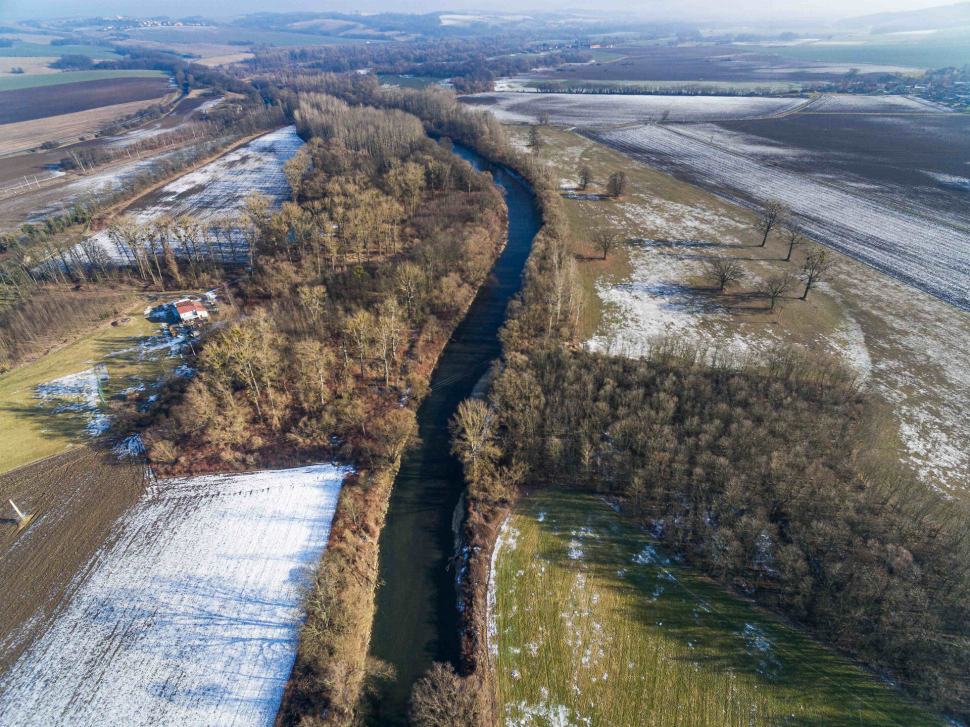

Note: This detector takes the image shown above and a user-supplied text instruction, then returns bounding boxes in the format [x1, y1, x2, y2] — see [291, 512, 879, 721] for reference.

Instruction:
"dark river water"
[367, 145, 540, 724]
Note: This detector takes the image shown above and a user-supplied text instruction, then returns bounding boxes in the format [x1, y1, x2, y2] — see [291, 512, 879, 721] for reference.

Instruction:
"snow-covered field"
[73, 127, 303, 264]
[463, 92, 806, 126]
[805, 94, 953, 114]
[586, 122, 970, 311]
[0, 464, 348, 727]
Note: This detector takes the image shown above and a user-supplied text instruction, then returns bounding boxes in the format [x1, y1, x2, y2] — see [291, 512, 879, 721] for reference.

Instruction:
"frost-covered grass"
[490, 490, 941, 727]
[0, 464, 349, 727]
[462, 92, 805, 127]
[0, 300, 182, 473]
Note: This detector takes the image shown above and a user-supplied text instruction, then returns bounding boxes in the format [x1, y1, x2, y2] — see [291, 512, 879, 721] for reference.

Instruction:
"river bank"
[366, 145, 541, 725]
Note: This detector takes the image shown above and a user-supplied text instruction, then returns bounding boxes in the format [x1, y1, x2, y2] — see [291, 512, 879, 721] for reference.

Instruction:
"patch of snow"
[112, 434, 145, 459]
[34, 368, 109, 438]
[464, 93, 805, 127]
[0, 464, 349, 727]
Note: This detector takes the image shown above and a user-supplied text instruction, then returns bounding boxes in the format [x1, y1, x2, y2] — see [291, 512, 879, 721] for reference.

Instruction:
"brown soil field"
[0, 77, 174, 125]
[0, 92, 208, 184]
[0, 96, 177, 157]
[0, 445, 148, 675]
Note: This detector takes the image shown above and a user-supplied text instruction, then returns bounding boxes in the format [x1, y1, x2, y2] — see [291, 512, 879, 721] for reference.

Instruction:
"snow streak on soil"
[465, 93, 805, 126]
[0, 465, 349, 727]
[587, 123, 970, 311]
[77, 127, 303, 263]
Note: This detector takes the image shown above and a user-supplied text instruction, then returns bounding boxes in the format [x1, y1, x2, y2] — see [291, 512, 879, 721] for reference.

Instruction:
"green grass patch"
[377, 74, 443, 89]
[492, 490, 941, 727]
[0, 43, 120, 59]
[0, 301, 180, 474]
[0, 69, 168, 92]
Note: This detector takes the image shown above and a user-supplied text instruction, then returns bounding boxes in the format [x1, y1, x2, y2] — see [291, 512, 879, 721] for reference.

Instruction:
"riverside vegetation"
[133, 89, 510, 726]
[427, 87, 970, 727]
[451, 255, 970, 722]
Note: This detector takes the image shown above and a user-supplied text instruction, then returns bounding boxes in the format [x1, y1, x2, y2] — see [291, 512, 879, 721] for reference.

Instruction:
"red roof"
[176, 301, 206, 315]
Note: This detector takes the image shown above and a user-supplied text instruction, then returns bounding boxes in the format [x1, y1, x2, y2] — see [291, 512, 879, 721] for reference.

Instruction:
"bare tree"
[783, 220, 805, 261]
[578, 164, 592, 191]
[703, 257, 745, 292]
[755, 199, 789, 247]
[396, 263, 424, 319]
[409, 663, 481, 727]
[660, 109, 671, 122]
[345, 310, 375, 378]
[537, 110, 551, 126]
[593, 229, 619, 260]
[801, 247, 834, 299]
[528, 125, 543, 153]
[757, 271, 796, 309]
[606, 171, 627, 199]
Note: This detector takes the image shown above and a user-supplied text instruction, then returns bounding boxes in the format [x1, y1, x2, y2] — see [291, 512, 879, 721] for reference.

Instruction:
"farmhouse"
[175, 301, 209, 323]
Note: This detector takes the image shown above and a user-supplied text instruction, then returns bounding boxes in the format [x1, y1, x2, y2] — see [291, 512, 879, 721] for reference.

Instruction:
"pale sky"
[0, 0, 955, 23]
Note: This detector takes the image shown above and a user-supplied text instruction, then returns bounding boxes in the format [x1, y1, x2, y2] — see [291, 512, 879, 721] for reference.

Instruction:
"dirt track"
[0, 446, 147, 675]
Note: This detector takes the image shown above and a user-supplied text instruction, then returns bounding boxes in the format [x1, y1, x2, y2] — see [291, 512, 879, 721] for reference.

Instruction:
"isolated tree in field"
[528, 125, 543, 153]
[578, 164, 592, 191]
[801, 247, 834, 299]
[757, 271, 796, 309]
[593, 229, 619, 260]
[660, 109, 671, 122]
[606, 170, 627, 199]
[783, 219, 805, 261]
[409, 662, 481, 727]
[755, 199, 789, 247]
[537, 110, 551, 125]
[703, 257, 745, 292]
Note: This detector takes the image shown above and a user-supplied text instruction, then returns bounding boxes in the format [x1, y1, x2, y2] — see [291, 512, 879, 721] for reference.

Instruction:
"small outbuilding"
[175, 301, 209, 323]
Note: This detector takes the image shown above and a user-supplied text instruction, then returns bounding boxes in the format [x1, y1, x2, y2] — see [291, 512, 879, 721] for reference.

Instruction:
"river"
[367, 145, 541, 724]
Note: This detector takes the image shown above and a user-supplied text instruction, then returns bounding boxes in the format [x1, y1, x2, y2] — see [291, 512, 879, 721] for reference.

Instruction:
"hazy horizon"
[0, 0, 961, 24]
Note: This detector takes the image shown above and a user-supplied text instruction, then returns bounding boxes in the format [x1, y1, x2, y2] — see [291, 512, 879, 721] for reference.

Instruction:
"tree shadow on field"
[531, 490, 926, 727]
[0, 399, 100, 443]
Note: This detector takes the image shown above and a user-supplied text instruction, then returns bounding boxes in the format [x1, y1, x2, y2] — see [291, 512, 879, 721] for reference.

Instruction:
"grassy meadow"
[0, 299, 179, 473]
[491, 490, 943, 727]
